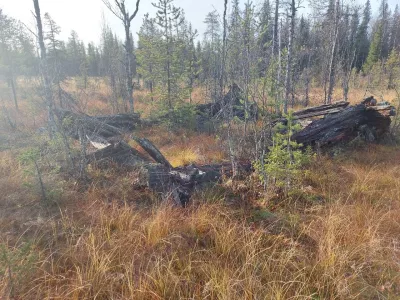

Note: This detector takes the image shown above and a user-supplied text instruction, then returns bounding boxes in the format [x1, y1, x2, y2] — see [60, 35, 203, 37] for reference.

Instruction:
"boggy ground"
[1, 79, 400, 299]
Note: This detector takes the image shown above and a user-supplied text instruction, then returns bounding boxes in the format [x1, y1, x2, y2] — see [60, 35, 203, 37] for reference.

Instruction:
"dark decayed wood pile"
[86, 136, 251, 206]
[196, 83, 257, 120]
[152, 84, 257, 131]
[292, 97, 395, 146]
[61, 95, 395, 205]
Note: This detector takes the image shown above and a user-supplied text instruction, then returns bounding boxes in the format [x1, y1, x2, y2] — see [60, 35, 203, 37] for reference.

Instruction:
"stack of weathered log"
[56, 109, 140, 142]
[290, 96, 396, 146]
[58, 95, 395, 205]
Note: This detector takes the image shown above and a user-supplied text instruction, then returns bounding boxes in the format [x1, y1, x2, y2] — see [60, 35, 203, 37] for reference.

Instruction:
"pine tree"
[136, 14, 162, 102]
[152, 0, 183, 108]
[255, 111, 312, 195]
[44, 13, 66, 106]
[226, 0, 242, 84]
[203, 10, 221, 102]
[386, 48, 400, 89]
[258, 0, 272, 74]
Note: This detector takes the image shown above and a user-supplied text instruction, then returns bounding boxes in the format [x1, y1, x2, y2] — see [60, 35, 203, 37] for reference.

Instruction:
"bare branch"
[129, 0, 141, 22]
[22, 15, 38, 38]
[101, 0, 123, 21]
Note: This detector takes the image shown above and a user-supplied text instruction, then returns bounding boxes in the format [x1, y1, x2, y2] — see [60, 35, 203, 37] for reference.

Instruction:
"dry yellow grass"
[1, 143, 399, 299]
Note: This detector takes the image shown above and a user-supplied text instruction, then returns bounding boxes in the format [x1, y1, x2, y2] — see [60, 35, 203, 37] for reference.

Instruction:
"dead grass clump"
[24, 202, 317, 299]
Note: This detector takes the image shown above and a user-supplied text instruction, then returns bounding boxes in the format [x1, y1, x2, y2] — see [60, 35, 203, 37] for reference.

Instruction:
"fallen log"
[87, 141, 151, 167]
[74, 96, 395, 205]
[274, 101, 350, 125]
[132, 137, 172, 168]
[57, 109, 140, 141]
[293, 100, 350, 117]
[292, 97, 395, 146]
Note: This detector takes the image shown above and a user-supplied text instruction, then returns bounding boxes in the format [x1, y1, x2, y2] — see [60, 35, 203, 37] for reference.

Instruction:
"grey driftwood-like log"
[87, 141, 151, 167]
[57, 109, 140, 141]
[274, 100, 350, 125]
[292, 97, 395, 146]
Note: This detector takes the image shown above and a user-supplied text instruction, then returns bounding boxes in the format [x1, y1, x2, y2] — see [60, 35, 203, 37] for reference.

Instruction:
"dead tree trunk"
[326, 0, 340, 104]
[132, 137, 172, 168]
[102, 0, 141, 114]
[124, 21, 135, 114]
[10, 76, 18, 110]
[219, 0, 228, 100]
[272, 0, 280, 57]
[33, 0, 55, 138]
[57, 109, 140, 141]
[284, 0, 296, 114]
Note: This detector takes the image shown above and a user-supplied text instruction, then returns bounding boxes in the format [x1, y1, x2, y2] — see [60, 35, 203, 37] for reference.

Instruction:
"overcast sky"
[1, 0, 398, 45]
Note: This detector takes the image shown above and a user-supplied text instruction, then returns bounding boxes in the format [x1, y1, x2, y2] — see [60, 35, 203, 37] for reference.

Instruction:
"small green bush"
[254, 111, 314, 195]
[154, 102, 198, 131]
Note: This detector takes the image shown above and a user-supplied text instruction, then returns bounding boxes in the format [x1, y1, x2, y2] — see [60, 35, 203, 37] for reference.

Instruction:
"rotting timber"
[291, 97, 395, 146]
[60, 95, 396, 205]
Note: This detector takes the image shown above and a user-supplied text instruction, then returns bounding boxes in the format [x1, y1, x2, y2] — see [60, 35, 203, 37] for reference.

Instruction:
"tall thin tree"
[284, 0, 297, 113]
[32, 0, 55, 137]
[102, 0, 141, 114]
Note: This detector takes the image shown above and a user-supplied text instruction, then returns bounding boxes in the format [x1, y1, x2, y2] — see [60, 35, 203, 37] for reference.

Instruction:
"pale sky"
[1, 0, 398, 45]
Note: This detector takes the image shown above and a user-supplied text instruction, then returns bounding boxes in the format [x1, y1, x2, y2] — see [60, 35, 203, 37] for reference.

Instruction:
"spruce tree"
[355, 0, 371, 70]
[152, 0, 182, 108]
[363, 22, 383, 73]
[44, 13, 66, 106]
